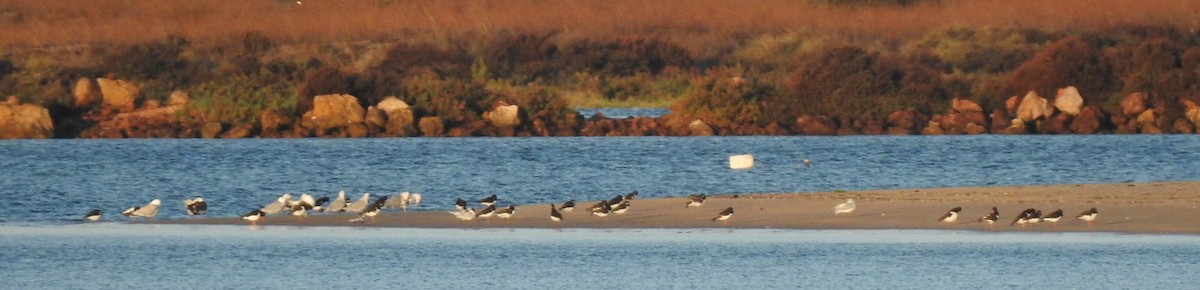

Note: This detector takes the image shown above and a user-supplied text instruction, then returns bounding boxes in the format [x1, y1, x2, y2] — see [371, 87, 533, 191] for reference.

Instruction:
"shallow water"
[0, 225, 1196, 289]
[1, 135, 1198, 223]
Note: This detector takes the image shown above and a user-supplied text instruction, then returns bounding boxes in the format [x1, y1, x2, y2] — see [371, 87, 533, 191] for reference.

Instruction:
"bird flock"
[81, 190, 1104, 230]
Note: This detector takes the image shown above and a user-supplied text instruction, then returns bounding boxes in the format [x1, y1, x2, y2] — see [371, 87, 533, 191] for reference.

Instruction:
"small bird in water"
[241, 209, 265, 225]
[803, 159, 811, 168]
[938, 207, 962, 224]
[713, 207, 734, 224]
[183, 196, 208, 216]
[549, 204, 563, 222]
[84, 209, 102, 222]
[979, 207, 999, 228]
[1076, 207, 1099, 226]
[833, 199, 856, 215]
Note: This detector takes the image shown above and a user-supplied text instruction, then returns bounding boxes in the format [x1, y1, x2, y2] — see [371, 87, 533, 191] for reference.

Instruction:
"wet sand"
[168, 181, 1200, 235]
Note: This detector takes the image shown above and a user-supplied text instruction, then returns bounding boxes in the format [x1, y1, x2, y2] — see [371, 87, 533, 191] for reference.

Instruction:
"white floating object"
[729, 154, 754, 169]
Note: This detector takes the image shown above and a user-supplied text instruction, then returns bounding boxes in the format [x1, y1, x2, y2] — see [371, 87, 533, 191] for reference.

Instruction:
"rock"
[1004, 95, 1021, 116]
[259, 109, 293, 136]
[1069, 106, 1104, 134]
[964, 122, 987, 135]
[73, 77, 101, 108]
[951, 98, 983, 113]
[484, 104, 521, 129]
[688, 119, 714, 136]
[885, 108, 928, 135]
[141, 100, 161, 110]
[377, 97, 414, 136]
[364, 106, 386, 136]
[96, 78, 139, 111]
[1120, 92, 1149, 116]
[990, 109, 1012, 134]
[219, 125, 253, 139]
[1053, 86, 1084, 116]
[0, 101, 54, 139]
[201, 122, 222, 138]
[1016, 91, 1051, 122]
[1173, 119, 1195, 134]
[168, 90, 190, 106]
[1003, 118, 1026, 134]
[419, 116, 444, 137]
[1136, 110, 1157, 126]
[794, 115, 837, 135]
[920, 121, 944, 135]
[1183, 99, 1200, 127]
[346, 123, 369, 138]
[1036, 114, 1068, 134]
[301, 94, 365, 133]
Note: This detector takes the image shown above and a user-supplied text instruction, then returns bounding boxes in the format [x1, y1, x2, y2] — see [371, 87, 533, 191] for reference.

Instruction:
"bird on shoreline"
[84, 209, 102, 222]
[833, 199, 856, 215]
[345, 193, 371, 213]
[560, 200, 575, 212]
[183, 196, 207, 216]
[608, 195, 624, 207]
[476, 204, 497, 221]
[455, 198, 468, 212]
[1012, 208, 1039, 227]
[979, 207, 999, 228]
[938, 207, 962, 224]
[1077, 207, 1099, 226]
[130, 199, 161, 219]
[713, 207, 734, 224]
[325, 191, 348, 213]
[685, 194, 706, 208]
[479, 194, 498, 207]
[1041, 209, 1064, 225]
[611, 200, 631, 214]
[625, 191, 639, 200]
[550, 204, 563, 222]
[356, 196, 387, 223]
[241, 209, 265, 225]
[496, 205, 516, 221]
[590, 201, 611, 217]
[312, 196, 330, 212]
[260, 195, 289, 215]
[121, 206, 139, 219]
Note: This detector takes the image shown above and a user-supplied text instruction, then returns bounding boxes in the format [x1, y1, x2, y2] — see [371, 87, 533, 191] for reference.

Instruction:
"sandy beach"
[168, 181, 1200, 235]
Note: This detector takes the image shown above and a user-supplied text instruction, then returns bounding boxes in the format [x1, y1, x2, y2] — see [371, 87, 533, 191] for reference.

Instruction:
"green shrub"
[184, 76, 296, 126]
[669, 66, 773, 128]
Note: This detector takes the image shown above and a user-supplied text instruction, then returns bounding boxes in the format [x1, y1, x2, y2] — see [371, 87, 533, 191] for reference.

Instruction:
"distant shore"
[165, 181, 1200, 235]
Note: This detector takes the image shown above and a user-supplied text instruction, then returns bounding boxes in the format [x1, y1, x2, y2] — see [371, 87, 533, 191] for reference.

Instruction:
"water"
[1, 135, 1198, 223]
[575, 107, 669, 119]
[2, 135, 1199, 288]
[0, 225, 1197, 288]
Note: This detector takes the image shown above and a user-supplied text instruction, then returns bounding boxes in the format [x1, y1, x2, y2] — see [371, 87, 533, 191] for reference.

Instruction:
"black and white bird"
[476, 204, 497, 221]
[938, 207, 962, 224]
[611, 200, 630, 214]
[356, 196, 387, 223]
[1010, 208, 1036, 226]
[1077, 207, 1099, 226]
[685, 194, 706, 208]
[549, 204, 563, 222]
[129, 199, 161, 219]
[833, 199, 856, 215]
[560, 200, 576, 212]
[455, 198, 468, 212]
[713, 207, 734, 223]
[312, 196, 330, 212]
[979, 207, 999, 227]
[183, 196, 207, 216]
[625, 191, 639, 200]
[290, 202, 313, 218]
[479, 194, 498, 207]
[496, 205, 516, 221]
[607, 195, 624, 207]
[590, 201, 611, 217]
[121, 206, 139, 219]
[84, 209, 102, 222]
[241, 209, 265, 225]
[1041, 209, 1064, 225]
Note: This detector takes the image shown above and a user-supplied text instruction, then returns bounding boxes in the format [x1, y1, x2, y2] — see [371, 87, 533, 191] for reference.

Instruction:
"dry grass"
[2, 0, 1198, 52]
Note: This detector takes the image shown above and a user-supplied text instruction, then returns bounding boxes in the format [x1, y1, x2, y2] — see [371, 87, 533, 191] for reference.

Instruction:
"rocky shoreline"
[3, 77, 1199, 139]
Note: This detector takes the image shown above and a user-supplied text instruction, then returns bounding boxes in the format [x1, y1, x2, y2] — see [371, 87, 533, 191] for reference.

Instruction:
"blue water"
[2, 134, 1199, 288]
[576, 107, 669, 119]
[1, 225, 1197, 288]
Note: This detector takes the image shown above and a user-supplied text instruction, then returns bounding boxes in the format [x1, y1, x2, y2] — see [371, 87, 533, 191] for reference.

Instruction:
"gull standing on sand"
[450, 206, 476, 221]
[84, 209, 102, 222]
[130, 199, 162, 219]
[550, 204, 563, 222]
[260, 195, 289, 215]
[979, 207, 999, 228]
[938, 207, 962, 223]
[713, 207, 734, 223]
[1077, 208, 1099, 226]
[241, 209, 265, 225]
[345, 193, 371, 213]
[183, 196, 207, 216]
[833, 199, 856, 215]
[325, 191, 348, 213]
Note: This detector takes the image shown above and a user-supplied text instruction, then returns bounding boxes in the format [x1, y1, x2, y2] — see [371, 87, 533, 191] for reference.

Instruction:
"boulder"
[1120, 92, 1149, 116]
[886, 108, 927, 135]
[1173, 119, 1195, 134]
[141, 100, 161, 110]
[73, 77, 101, 108]
[688, 119, 714, 136]
[1069, 106, 1104, 134]
[1053, 86, 1084, 116]
[1183, 99, 1200, 127]
[1003, 118, 1026, 135]
[1016, 91, 1051, 122]
[0, 100, 54, 139]
[96, 78, 139, 111]
[219, 125, 253, 139]
[419, 116, 444, 137]
[201, 122, 222, 138]
[167, 90, 190, 106]
[920, 121, 945, 135]
[1036, 114, 1068, 134]
[301, 94, 365, 133]
[990, 109, 1012, 134]
[377, 97, 415, 136]
[1136, 110, 1157, 126]
[364, 106, 386, 136]
[964, 122, 988, 135]
[951, 98, 983, 113]
[484, 104, 521, 129]
[346, 123, 369, 138]
[794, 115, 837, 135]
[1004, 95, 1021, 116]
[259, 109, 293, 136]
